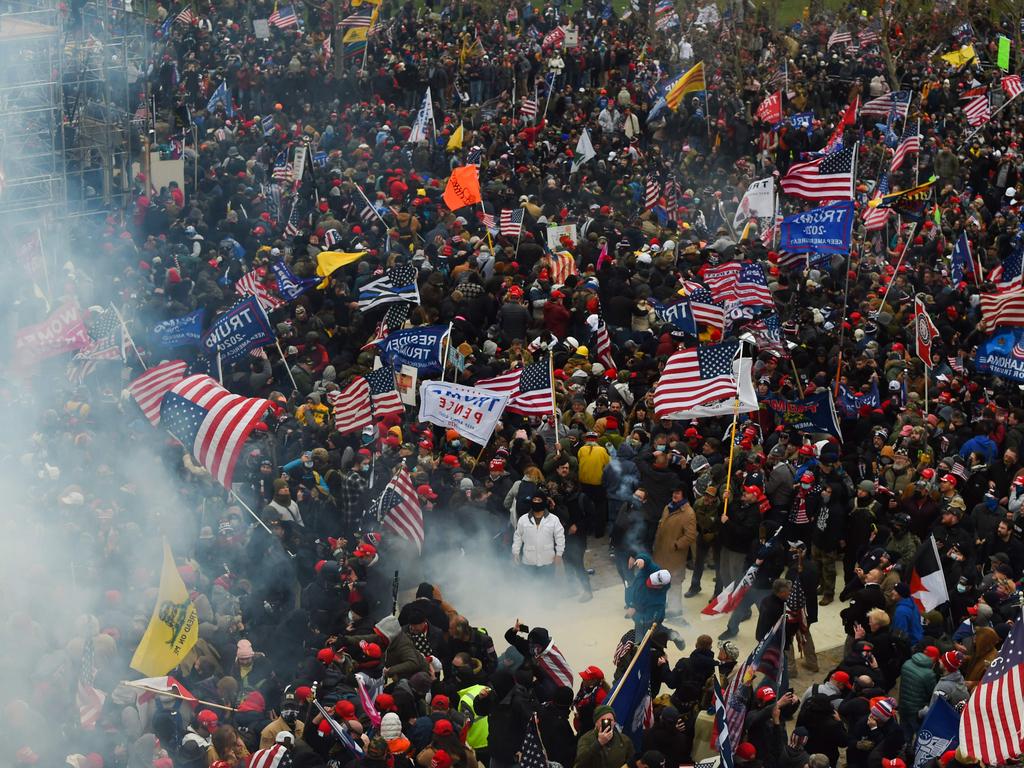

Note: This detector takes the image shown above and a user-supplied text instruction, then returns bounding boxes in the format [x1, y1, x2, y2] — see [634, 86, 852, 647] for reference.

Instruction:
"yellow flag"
[447, 123, 464, 151]
[130, 540, 199, 676]
[316, 250, 365, 288]
[343, 27, 367, 44]
[940, 45, 975, 68]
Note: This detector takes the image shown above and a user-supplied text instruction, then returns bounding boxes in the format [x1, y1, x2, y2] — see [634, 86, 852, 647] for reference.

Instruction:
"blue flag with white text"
[376, 325, 448, 373]
[270, 260, 319, 301]
[200, 296, 274, 362]
[975, 328, 1024, 383]
[152, 309, 205, 348]
[912, 697, 959, 768]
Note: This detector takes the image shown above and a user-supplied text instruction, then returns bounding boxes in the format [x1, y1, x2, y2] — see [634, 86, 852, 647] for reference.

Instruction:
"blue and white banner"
[418, 381, 508, 445]
[377, 325, 449, 373]
[200, 296, 274, 362]
[836, 382, 880, 418]
[270, 260, 318, 302]
[152, 309, 205, 348]
[789, 112, 814, 132]
[975, 328, 1024, 382]
[780, 201, 855, 255]
[652, 299, 698, 335]
[759, 390, 842, 439]
[912, 698, 959, 768]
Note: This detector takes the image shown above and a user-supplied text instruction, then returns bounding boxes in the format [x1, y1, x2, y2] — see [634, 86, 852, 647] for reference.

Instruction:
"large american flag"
[500, 208, 525, 238]
[890, 119, 920, 172]
[366, 365, 405, 417]
[519, 716, 550, 768]
[863, 174, 892, 231]
[684, 283, 727, 330]
[1004, 75, 1024, 101]
[703, 263, 773, 307]
[327, 377, 373, 434]
[159, 375, 272, 488]
[963, 94, 991, 127]
[477, 362, 554, 416]
[652, 341, 739, 418]
[827, 29, 852, 47]
[549, 250, 577, 285]
[268, 3, 299, 28]
[78, 635, 106, 730]
[175, 6, 196, 25]
[235, 269, 286, 312]
[128, 360, 189, 426]
[780, 144, 856, 201]
[645, 175, 662, 210]
[860, 90, 912, 118]
[981, 290, 1024, 328]
[992, 232, 1024, 291]
[249, 744, 293, 768]
[520, 97, 538, 122]
[722, 616, 786, 753]
[960, 616, 1024, 765]
[379, 466, 424, 552]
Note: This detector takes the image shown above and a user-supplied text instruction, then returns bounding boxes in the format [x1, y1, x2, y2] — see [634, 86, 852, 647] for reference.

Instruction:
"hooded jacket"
[898, 653, 938, 717]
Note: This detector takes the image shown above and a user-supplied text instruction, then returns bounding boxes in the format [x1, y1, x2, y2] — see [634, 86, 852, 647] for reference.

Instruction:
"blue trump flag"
[609, 632, 653, 747]
[912, 697, 959, 768]
[200, 296, 274, 363]
[152, 309, 205, 349]
[206, 81, 234, 116]
[271, 260, 319, 302]
[975, 328, 1024, 383]
[836, 382, 880, 418]
[652, 299, 698, 335]
[789, 112, 814, 132]
[951, 231, 975, 285]
[780, 201, 855, 255]
[377, 325, 449, 373]
[759, 390, 842, 439]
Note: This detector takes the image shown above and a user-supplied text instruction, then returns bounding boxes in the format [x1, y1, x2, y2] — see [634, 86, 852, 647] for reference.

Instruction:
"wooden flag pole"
[606, 623, 658, 707]
[124, 683, 238, 712]
[275, 339, 300, 394]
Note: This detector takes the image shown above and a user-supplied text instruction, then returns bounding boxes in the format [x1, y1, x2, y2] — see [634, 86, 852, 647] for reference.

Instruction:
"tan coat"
[653, 503, 697, 572]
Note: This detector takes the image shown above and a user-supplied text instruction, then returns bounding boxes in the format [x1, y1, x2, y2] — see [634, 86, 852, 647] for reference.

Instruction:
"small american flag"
[948, 355, 965, 374]
[992, 233, 1024, 291]
[272, 151, 294, 183]
[500, 208, 525, 238]
[594, 323, 615, 369]
[477, 362, 554, 416]
[684, 283, 727, 330]
[746, 313, 786, 355]
[549, 250, 578, 285]
[78, 635, 106, 730]
[959, 616, 1024, 764]
[863, 174, 892, 231]
[520, 97, 538, 122]
[366, 365, 405, 417]
[466, 146, 483, 166]
[962, 94, 990, 127]
[160, 375, 272, 488]
[328, 377, 372, 434]
[890, 119, 920, 173]
[283, 201, 303, 238]
[235, 269, 286, 312]
[67, 333, 124, 385]
[519, 716, 550, 768]
[780, 144, 856, 201]
[645, 174, 661, 210]
[652, 341, 739, 418]
[535, 644, 575, 689]
[861, 90, 912, 118]
[175, 6, 196, 25]
[827, 29, 852, 47]
[480, 210, 498, 233]
[268, 3, 299, 28]
[379, 465, 424, 552]
[1005, 75, 1024, 101]
[128, 361, 189, 426]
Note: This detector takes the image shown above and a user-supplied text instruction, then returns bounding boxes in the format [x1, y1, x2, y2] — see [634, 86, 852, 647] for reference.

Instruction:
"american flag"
[713, 679, 736, 768]
[827, 29, 852, 47]
[268, 3, 299, 28]
[1003, 75, 1024, 101]
[549, 250, 577, 285]
[379, 465, 424, 551]
[477, 362, 554, 416]
[500, 208, 525, 238]
[704, 262, 773, 306]
[776, 251, 806, 271]
[861, 90, 912, 118]
[891, 120, 920, 172]
[175, 6, 196, 25]
[520, 97, 538, 122]
[128, 361, 188, 426]
[359, 202, 378, 222]
[327, 377, 373, 434]
[963, 94, 991, 127]
[322, 34, 332, 60]
[701, 266, 742, 302]
[235, 269, 286, 312]
[780, 144, 856, 201]
[358, 263, 419, 311]
[519, 715, 550, 768]
[684, 283, 727, 330]
[992, 231, 1024, 291]
[363, 302, 412, 348]
[722, 615, 786, 753]
[959, 615, 1024, 765]
[645, 175, 661, 210]
[981, 290, 1024, 328]
[67, 333, 124, 385]
[283, 201, 303, 237]
[858, 26, 880, 46]
[863, 174, 892, 231]
[466, 146, 483, 166]
[159, 375, 272, 488]
[272, 151, 293, 183]
[480, 211, 498, 233]
[341, 8, 374, 26]
[366, 365, 405, 417]
[652, 341, 739, 418]
[250, 744, 293, 768]
[746, 313, 786, 355]
[594, 323, 615, 369]
[664, 178, 681, 217]
[78, 635, 106, 730]
[948, 355, 966, 374]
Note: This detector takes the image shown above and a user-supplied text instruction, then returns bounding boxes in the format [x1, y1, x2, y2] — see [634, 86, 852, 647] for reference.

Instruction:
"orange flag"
[442, 165, 482, 211]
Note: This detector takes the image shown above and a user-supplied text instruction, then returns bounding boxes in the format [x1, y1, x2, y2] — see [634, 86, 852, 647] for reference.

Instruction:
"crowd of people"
[9, 0, 1024, 766]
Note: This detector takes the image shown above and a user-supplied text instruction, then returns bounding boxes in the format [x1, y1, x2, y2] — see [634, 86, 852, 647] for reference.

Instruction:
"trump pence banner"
[418, 381, 508, 445]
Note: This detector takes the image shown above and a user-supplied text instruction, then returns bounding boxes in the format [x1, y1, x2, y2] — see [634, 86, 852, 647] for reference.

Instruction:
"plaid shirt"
[337, 470, 368, 525]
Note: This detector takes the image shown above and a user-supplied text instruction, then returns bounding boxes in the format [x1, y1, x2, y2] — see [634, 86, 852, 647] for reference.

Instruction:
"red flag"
[914, 297, 939, 366]
[755, 90, 782, 124]
[909, 535, 950, 613]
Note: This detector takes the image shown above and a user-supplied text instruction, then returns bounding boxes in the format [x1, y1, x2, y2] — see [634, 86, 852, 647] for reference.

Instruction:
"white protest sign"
[418, 381, 509, 445]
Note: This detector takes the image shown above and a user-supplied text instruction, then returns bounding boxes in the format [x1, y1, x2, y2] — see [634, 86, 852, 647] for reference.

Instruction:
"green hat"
[594, 705, 614, 720]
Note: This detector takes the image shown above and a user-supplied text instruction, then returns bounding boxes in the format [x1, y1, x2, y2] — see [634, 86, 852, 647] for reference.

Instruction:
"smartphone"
[601, 719, 613, 733]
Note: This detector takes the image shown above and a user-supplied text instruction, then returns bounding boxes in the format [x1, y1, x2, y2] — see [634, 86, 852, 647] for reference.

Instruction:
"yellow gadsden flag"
[130, 540, 199, 676]
[447, 123, 464, 151]
[316, 250, 365, 288]
[940, 45, 975, 68]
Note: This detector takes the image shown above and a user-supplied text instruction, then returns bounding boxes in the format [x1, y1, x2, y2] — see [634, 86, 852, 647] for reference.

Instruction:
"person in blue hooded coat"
[624, 552, 670, 638]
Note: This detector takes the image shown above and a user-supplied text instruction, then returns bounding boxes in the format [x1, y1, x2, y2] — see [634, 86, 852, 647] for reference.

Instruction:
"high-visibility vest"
[457, 684, 489, 750]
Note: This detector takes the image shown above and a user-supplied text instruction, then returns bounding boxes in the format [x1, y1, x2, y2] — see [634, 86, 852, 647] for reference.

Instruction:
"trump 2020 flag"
[914, 698, 959, 768]
[130, 539, 199, 676]
[408, 88, 433, 144]
[759, 390, 842, 439]
[271, 260, 319, 301]
[609, 632, 654, 747]
[951, 231, 976, 285]
[200, 296, 275, 362]
[152, 309, 204, 348]
[377, 325, 448, 372]
[975, 328, 1024, 383]
[780, 201, 855, 255]
[909, 535, 950, 612]
[206, 81, 234, 116]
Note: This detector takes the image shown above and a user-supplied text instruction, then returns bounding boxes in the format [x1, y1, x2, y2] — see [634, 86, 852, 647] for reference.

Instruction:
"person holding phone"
[573, 706, 634, 768]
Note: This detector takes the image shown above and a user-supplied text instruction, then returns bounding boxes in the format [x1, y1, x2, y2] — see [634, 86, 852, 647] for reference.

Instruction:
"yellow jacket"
[576, 442, 610, 486]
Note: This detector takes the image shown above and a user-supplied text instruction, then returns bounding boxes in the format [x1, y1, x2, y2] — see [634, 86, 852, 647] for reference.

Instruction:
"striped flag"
[644, 175, 661, 210]
[328, 377, 373, 434]
[272, 151, 293, 183]
[683, 283, 727, 330]
[948, 355, 966, 374]
[827, 29, 852, 47]
[159, 375, 272, 488]
[268, 3, 299, 28]
[549, 250, 578, 285]
[366, 365, 405, 417]
[379, 465, 424, 551]
[959, 610, 1024, 765]
[480, 211, 498, 233]
[722, 616, 787, 753]
[358, 264, 419, 311]
[594, 323, 615, 369]
[477, 362, 554, 416]
[861, 90, 912, 118]
[963, 94, 990, 127]
[249, 745, 291, 768]
[733, 263, 774, 307]
[128, 361, 189, 426]
[702, 563, 757, 617]
[862, 174, 892, 231]
[235, 269, 286, 312]
[1003, 75, 1024, 100]
[520, 97, 538, 122]
[175, 6, 196, 25]
[992, 229, 1024, 291]
[713, 679, 736, 768]
[890, 119, 920, 172]
[500, 208, 525, 238]
[981, 290, 1024, 329]
[780, 144, 856, 201]
[341, 7, 374, 26]
[542, 26, 566, 48]
[664, 61, 705, 111]
[78, 635, 106, 730]
[652, 342, 739, 418]
[746, 313, 786, 355]
[535, 643, 575, 688]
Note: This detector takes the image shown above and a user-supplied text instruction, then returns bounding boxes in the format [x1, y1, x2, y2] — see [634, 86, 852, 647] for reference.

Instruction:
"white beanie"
[379, 711, 403, 740]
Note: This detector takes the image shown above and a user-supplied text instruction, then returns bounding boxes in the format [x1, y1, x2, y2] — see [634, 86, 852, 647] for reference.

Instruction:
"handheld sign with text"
[418, 381, 509, 445]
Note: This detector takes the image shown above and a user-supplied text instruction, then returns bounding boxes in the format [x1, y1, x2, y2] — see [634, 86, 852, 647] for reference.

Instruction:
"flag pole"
[275, 339, 300, 393]
[606, 622, 658, 707]
[112, 304, 148, 371]
[440, 322, 453, 383]
[718, 353, 744, 531]
[216, 350, 223, 385]
[548, 350, 560, 440]
[875, 219, 920, 313]
[834, 228, 864, 399]
[351, 180, 392, 231]
[124, 683, 238, 712]
[480, 201, 497, 255]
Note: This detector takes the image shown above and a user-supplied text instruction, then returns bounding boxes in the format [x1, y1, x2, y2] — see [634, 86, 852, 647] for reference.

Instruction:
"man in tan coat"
[653, 486, 697, 618]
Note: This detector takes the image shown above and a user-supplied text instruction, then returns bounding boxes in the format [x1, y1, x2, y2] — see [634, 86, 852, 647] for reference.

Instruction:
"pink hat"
[236, 639, 255, 662]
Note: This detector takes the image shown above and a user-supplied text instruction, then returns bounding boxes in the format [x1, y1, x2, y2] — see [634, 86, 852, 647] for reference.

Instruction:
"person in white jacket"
[512, 491, 565, 574]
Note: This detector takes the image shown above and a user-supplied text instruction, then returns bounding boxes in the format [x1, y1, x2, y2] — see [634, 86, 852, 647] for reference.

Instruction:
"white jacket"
[512, 512, 565, 566]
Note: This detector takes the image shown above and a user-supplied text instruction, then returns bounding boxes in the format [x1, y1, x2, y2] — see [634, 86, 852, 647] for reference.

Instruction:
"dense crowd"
[9, 0, 1024, 767]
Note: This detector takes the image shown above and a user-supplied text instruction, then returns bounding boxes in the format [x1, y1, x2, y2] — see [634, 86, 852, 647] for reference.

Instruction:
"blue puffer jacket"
[891, 596, 923, 645]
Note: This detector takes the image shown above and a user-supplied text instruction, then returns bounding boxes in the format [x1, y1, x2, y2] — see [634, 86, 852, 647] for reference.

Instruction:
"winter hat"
[375, 615, 402, 642]
[870, 697, 896, 722]
[923, 645, 941, 660]
[431, 751, 452, 768]
[940, 650, 963, 672]
[527, 627, 551, 647]
[235, 639, 255, 662]
[366, 737, 389, 760]
[593, 704, 614, 720]
[379, 712, 403, 740]
[735, 743, 757, 761]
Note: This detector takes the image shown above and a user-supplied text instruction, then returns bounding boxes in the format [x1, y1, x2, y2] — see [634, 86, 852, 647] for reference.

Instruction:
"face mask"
[281, 708, 299, 724]
[303, 461, 313, 468]
[360, 465, 370, 473]
[348, 612, 357, 623]
[451, 440, 461, 450]
[956, 583, 968, 593]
